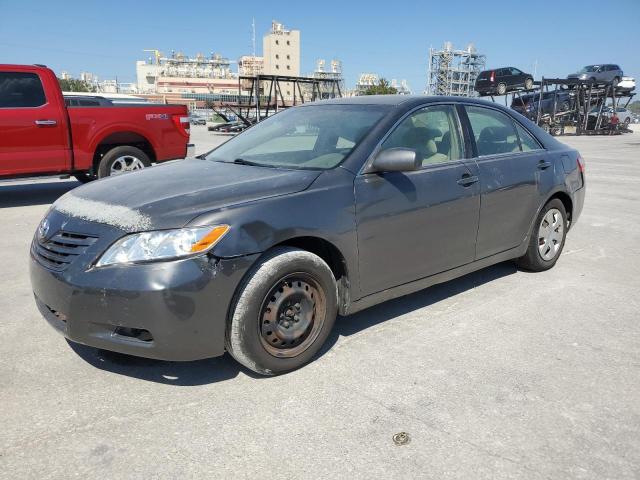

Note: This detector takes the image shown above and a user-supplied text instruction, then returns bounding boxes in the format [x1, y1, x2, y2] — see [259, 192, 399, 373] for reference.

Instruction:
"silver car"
[568, 64, 624, 86]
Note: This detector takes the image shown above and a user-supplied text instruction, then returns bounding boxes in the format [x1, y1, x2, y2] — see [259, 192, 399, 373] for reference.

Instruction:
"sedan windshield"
[205, 104, 389, 170]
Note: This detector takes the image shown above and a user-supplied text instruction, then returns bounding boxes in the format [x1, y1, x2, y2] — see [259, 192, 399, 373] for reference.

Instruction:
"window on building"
[286, 40, 290, 45]
[275, 40, 279, 45]
[286, 65, 290, 70]
[286, 55, 290, 60]
[275, 54, 279, 59]
[276, 65, 280, 70]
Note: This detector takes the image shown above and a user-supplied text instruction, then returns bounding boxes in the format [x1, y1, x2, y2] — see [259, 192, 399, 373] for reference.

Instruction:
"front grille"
[34, 230, 98, 270]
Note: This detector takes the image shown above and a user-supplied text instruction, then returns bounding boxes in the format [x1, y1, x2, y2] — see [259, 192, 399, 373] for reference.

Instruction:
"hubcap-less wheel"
[538, 208, 564, 261]
[110, 155, 145, 175]
[259, 274, 326, 358]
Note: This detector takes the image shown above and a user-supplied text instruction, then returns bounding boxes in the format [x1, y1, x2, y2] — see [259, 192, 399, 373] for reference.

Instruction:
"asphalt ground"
[1, 125, 639, 479]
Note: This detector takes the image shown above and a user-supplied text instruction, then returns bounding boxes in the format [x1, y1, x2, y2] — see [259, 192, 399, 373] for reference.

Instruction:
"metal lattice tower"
[426, 42, 486, 96]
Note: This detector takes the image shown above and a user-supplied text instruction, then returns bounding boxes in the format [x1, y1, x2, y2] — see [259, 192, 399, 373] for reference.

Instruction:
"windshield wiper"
[233, 158, 268, 167]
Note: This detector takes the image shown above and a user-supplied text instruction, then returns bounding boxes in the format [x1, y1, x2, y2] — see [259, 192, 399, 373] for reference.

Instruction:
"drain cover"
[392, 432, 410, 446]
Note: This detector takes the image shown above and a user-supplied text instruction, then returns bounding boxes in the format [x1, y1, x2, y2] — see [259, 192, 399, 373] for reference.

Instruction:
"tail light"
[172, 115, 190, 138]
[490, 71, 495, 82]
[577, 154, 585, 173]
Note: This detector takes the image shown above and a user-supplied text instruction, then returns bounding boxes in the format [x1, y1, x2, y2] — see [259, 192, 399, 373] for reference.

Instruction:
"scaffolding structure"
[426, 42, 486, 97]
[206, 74, 343, 126]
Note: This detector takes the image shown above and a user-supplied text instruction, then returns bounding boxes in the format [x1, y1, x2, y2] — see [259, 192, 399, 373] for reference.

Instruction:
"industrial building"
[426, 42, 486, 97]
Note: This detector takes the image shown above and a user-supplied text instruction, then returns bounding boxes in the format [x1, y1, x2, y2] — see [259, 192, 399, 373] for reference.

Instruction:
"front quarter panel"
[188, 167, 362, 296]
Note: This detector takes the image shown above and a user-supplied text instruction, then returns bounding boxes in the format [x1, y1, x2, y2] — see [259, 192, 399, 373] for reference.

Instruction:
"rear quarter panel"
[67, 105, 189, 170]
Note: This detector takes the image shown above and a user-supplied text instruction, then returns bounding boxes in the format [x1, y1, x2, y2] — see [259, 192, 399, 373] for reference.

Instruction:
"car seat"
[401, 127, 448, 165]
[477, 126, 519, 156]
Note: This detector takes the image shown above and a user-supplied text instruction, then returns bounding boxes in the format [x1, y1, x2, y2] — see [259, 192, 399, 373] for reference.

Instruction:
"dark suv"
[30, 96, 585, 376]
[511, 90, 574, 118]
[475, 67, 534, 96]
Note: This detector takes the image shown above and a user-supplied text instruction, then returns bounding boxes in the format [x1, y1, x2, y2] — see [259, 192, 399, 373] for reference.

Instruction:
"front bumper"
[30, 211, 258, 361]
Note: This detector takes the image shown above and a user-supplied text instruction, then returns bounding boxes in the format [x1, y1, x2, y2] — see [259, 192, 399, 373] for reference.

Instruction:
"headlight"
[95, 225, 229, 267]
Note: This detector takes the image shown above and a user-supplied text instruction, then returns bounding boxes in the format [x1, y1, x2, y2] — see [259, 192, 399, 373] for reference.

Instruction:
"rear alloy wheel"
[97, 146, 151, 178]
[524, 78, 534, 90]
[497, 83, 507, 95]
[226, 247, 337, 375]
[517, 199, 567, 271]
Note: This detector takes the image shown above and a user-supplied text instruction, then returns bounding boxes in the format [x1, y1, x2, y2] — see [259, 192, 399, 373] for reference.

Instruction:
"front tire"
[97, 146, 151, 178]
[226, 247, 338, 375]
[517, 199, 567, 272]
[524, 78, 534, 90]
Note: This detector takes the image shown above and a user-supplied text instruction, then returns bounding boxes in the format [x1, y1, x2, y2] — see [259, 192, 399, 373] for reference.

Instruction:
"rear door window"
[0, 72, 47, 108]
[465, 106, 521, 156]
[515, 123, 542, 151]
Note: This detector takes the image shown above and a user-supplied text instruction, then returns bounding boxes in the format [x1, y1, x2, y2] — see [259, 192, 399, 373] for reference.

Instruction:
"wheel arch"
[273, 236, 350, 314]
[547, 191, 573, 227]
[93, 131, 157, 172]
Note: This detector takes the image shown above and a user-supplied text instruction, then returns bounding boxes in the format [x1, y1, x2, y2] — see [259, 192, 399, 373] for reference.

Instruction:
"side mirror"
[370, 148, 419, 173]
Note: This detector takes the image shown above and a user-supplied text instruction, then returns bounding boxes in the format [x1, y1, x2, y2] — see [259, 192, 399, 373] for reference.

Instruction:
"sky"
[1, 0, 639, 93]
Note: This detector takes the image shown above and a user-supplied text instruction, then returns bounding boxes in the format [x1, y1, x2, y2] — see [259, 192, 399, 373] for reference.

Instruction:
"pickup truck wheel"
[516, 199, 567, 272]
[226, 247, 338, 376]
[98, 146, 151, 178]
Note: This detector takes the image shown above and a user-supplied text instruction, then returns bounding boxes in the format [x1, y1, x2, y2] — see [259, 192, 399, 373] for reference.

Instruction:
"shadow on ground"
[0, 180, 78, 208]
[70, 261, 517, 386]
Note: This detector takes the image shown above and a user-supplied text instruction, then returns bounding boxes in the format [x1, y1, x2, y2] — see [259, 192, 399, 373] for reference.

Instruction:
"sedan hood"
[53, 159, 321, 231]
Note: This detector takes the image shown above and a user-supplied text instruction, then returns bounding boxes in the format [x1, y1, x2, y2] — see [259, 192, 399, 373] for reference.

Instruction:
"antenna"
[252, 18, 256, 59]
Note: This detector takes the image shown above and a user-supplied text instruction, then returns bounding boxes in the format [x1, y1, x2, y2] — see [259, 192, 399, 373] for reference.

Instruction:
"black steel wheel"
[259, 273, 326, 358]
[226, 247, 337, 375]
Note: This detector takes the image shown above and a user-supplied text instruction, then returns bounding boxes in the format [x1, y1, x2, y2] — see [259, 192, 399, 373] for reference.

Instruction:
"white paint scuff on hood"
[53, 191, 152, 231]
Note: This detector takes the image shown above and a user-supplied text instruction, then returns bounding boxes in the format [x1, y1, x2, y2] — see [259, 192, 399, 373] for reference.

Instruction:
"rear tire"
[97, 146, 151, 178]
[524, 78, 534, 90]
[497, 83, 507, 95]
[226, 247, 338, 376]
[517, 199, 567, 272]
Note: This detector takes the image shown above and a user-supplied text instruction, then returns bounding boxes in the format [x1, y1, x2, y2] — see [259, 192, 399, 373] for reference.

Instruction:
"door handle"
[537, 160, 552, 170]
[457, 174, 479, 187]
[35, 120, 57, 126]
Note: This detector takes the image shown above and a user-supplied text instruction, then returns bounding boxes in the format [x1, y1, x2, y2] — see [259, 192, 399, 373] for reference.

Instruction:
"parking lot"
[1, 126, 639, 479]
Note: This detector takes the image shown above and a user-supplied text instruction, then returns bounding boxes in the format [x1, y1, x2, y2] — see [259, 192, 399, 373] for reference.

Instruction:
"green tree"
[363, 78, 398, 95]
[628, 101, 640, 115]
[57, 77, 95, 92]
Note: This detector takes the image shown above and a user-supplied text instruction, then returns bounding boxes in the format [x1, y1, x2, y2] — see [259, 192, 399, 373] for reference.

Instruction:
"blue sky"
[1, 0, 639, 93]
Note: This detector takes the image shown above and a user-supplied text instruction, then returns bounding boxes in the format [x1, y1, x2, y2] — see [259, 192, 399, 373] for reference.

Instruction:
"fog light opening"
[114, 327, 153, 342]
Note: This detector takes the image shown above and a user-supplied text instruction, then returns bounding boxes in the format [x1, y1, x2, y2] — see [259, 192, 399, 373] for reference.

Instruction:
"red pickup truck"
[0, 64, 191, 182]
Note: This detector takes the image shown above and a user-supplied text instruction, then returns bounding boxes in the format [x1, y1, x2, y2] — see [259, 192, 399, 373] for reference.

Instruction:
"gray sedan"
[30, 96, 586, 375]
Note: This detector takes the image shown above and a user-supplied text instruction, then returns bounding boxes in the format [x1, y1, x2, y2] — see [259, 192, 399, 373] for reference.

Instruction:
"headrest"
[479, 126, 512, 142]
